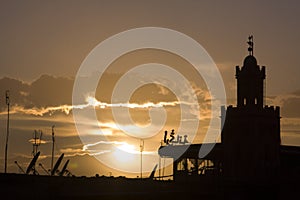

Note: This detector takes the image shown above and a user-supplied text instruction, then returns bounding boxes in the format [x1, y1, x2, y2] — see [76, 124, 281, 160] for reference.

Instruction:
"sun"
[112, 143, 136, 163]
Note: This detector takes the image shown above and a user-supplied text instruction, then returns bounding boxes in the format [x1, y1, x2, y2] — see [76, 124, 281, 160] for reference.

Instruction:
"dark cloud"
[0, 75, 73, 110]
[29, 74, 74, 107]
[0, 72, 195, 110]
[0, 77, 30, 109]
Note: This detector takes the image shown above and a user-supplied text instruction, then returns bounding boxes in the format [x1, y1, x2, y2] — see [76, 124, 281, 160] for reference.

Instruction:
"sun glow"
[112, 143, 136, 163]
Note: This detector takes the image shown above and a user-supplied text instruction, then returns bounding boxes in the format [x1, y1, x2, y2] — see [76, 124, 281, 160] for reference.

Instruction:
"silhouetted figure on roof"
[169, 129, 175, 143]
[164, 130, 168, 144]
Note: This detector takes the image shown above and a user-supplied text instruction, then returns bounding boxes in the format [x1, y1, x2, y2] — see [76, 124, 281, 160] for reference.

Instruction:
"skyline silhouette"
[0, 34, 299, 200]
[0, 0, 299, 187]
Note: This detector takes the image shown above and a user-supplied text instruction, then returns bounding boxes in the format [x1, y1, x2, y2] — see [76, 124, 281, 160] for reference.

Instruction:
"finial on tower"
[247, 35, 254, 56]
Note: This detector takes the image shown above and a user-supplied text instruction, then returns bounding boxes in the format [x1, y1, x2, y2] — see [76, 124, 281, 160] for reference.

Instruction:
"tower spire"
[236, 35, 265, 108]
[247, 35, 254, 56]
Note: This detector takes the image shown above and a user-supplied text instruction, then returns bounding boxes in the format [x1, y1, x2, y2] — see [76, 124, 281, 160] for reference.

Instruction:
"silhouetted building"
[157, 36, 300, 200]
[158, 36, 299, 186]
[221, 41, 281, 182]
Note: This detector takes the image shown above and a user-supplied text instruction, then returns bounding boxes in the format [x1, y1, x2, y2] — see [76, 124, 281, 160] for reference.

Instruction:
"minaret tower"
[236, 35, 266, 108]
[221, 35, 281, 182]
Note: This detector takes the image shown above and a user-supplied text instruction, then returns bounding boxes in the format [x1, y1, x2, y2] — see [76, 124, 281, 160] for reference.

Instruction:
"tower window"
[243, 98, 246, 106]
[255, 98, 257, 105]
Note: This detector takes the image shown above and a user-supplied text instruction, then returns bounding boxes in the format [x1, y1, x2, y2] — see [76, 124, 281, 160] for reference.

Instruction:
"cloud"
[83, 140, 156, 156]
[0, 94, 195, 119]
[83, 140, 128, 150]
[268, 93, 300, 107]
[0, 104, 74, 116]
[0, 75, 74, 110]
[86, 96, 181, 109]
[0, 73, 214, 124]
[59, 147, 110, 157]
[267, 91, 300, 118]
[28, 138, 48, 145]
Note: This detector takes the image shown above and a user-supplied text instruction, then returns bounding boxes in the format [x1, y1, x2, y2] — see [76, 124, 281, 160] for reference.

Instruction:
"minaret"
[221, 35, 281, 183]
[236, 35, 266, 108]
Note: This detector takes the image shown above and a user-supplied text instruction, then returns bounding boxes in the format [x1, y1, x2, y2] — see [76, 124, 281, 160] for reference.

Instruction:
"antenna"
[4, 90, 10, 173]
[51, 153, 64, 176]
[14, 161, 25, 174]
[39, 163, 50, 175]
[26, 151, 40, 175]
[59, 159, 70, 176]
[51, 125, 55, 172]
[149, 164, 158, 179]
[247, 35, 254, 56]
[32, 130, 42, 157]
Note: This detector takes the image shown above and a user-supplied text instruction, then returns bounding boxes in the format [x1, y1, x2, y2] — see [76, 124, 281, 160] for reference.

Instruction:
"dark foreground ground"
[0, 173, 299, 200]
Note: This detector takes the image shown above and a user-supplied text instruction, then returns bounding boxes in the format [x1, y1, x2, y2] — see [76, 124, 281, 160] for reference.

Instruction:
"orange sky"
[0, 0, 299, 177]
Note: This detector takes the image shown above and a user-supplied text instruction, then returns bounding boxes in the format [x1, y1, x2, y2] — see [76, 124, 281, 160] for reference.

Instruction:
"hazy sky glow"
[0, 0, 299, 177]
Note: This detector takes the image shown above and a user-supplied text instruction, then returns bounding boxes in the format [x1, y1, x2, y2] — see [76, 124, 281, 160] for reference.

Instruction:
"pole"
[140, 139, 144, 180]
[158, 156, 161, 180]
[33, 130, 36, 156]
[158, 140, 162, 180]
[4, 90, 10, 173]
[51, 125, 55, 172]
[162, 157, 165, 179]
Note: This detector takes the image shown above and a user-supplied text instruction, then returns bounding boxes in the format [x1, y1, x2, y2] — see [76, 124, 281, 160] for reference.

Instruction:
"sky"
[0, 0, 299, 178]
